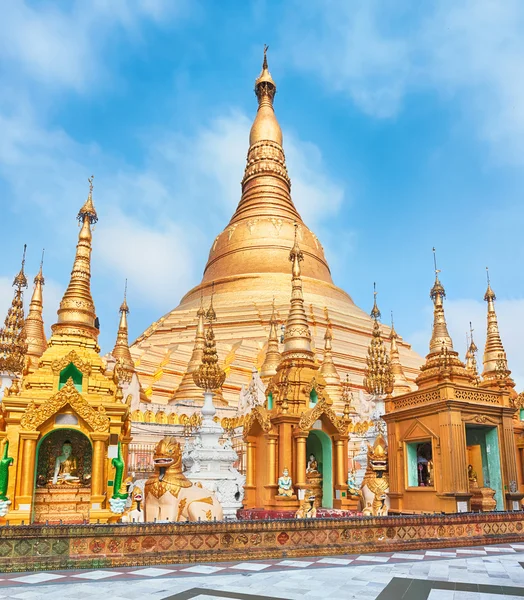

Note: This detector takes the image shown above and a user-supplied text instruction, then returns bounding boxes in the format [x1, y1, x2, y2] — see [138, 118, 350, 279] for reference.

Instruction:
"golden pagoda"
[23, 251, 47, 369]
[130, 49, 423, 409]
[0, 246, 28, 377]
[384, 254, 522, 514]
[243, 225, 356, 511]
[0, 178, 130, 525]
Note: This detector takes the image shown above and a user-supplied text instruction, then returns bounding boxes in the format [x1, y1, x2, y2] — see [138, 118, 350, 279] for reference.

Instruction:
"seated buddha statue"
[306, 454, 320, 477]
[51, 441, 80, 485]
[277, 468, 294, 497]
[468, 464, 478, 489]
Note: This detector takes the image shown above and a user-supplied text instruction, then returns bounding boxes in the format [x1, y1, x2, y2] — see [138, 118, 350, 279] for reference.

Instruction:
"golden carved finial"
[481, 269, 511, 384]
[282, 223, 314, 361]
[320, 308, 341, 400]
[388, 312, 410, 395]
[255, 44, 276, 101]
[112, 281, 134, 373]
[428, 247, 453, 354]
[51, 178, 99, 341]
[465, 321, 479, 381]
[24, 248, 47, 363]
[260, 298, 281, 380]
[363, 284, 393, 396]
[0, 246, 29, 374]
[193, 297, 226, 392]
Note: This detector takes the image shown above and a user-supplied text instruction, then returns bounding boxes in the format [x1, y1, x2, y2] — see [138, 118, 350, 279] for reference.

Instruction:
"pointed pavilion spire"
[51, 176, 99, 342]
[482, 268, 510, 383]
[260, 298, 281, 380]
[320, 308, 341, 402]
[0, 245, 28, 374]
[428, 248, 453, 354]
[111, 280, 134, 373]
[282, 223, 314, 361]
[363, 283, 393, 396]
[389, 312, 411, 396]
[24, 249, 47, 363]
[465, 321, 479, 379]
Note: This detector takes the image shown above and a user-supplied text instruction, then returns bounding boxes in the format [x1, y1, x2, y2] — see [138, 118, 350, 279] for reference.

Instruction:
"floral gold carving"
[51, 350, 92, 376]
[20, 378, 110, 432]
[298, 398, 346, 434]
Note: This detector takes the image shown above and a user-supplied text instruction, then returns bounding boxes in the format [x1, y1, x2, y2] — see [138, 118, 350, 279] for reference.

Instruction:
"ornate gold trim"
[298, 398, 346, 434]
[20, 378, 110, 431]
[51, 350, 92, 376]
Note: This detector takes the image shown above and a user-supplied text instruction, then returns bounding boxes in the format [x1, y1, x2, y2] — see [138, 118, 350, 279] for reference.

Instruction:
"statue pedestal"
[33, 486, 91, 524]
[305, 475, 322, 509]
[470, 486, 497, 512]
[269, 494, 299, 511]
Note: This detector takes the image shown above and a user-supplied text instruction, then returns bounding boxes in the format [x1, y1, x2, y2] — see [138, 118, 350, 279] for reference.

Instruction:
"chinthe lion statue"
[144, 436, 224, 522]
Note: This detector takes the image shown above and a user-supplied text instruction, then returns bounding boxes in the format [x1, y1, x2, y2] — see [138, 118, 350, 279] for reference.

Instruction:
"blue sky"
[1, 0, 524, 386]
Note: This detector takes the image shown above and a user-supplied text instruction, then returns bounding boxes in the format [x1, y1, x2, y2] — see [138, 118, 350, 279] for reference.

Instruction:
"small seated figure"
[277, 468, 294, 497]
[52, 441, 80, 485]
[468, 464, 478, 489]
[347, 469, 360, 497]
[362, 501, 373, 517]
[306, 454, 320, 475]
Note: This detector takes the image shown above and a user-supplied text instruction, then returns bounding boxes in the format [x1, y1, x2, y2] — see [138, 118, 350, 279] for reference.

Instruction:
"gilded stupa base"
[33, 486, 91, 524]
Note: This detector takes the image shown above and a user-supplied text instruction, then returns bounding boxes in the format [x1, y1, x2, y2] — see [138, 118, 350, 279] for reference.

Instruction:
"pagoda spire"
[260, 298, 281, 381]
[428, 248, 453, 354]
[0, 245, 28, 374]
[389, 312, 411, 396]
[111, 280, 134, 373]
[363, 283, 393, 396]
[282, 223, 314, 361]
[320, 308, 342, 402]
[481, 268, 511, 383]
[465, 321, 479, 379]
[24, 249, 47, 363]
[51, 176, 99, 342]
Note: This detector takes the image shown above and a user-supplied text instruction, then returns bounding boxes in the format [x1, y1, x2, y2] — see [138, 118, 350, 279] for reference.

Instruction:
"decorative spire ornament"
[363, 284, 393, 396]
[0, 245, 28, 375]
[51, 176, 99, 342]
[465, 322, 479, 380]
[389, 312, 411, 396]
[111, 280, 134, 374]
[481, 268, 511, 384]
[282, 223, 314, 361]
[24, 249, 47, 363]
[320, 308, 341, 402]
[260, 298, 281, 380]
[193, 297, 226, 393]
[429, 248, 453, 354]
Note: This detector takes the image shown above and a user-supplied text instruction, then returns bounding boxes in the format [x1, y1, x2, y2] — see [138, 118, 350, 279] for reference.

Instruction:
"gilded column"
[91, 432, 109, 504]
[18, 431, 39, 504]
[266, 434, 278, 486]
[246, 440, 255, 488]
[295, 433, 307, 489]
[334, 438, 346, 487]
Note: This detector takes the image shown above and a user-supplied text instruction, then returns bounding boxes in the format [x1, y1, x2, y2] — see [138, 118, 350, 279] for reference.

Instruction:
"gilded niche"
[20, 378, 110, 432]
[298, 398, 347, 434]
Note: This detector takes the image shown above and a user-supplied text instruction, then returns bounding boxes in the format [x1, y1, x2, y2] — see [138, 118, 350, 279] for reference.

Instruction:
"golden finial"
[481, 269, 511, 384]
[320, 307, 341, 399]
[282, 222, 313, 361]
[112, 281, 134, 373]
[388, 311, 410, 395]
[363, 286, 393, 396]
[465, 321, 479, 379]
[428, 247, 453, 354]
[0, 246, 29, 374]
[260, 298, 281, 380]
[24, 248, 47, 362]
[193, 298, 226, 392]
[370, 282, 381, 320]
[255, 44, 276, 100]
[52, 178, 99, 341]
[13, 244, 28, 289]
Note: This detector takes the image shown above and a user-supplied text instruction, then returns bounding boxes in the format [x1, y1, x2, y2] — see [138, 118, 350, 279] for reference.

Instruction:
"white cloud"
[283, 0, 524, 161]
[408, 296, 524, 390]
[0, 0, 182, 92]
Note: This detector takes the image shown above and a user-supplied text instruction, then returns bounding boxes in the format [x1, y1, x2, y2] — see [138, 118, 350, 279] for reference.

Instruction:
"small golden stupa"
[0, 178, 130, 525]
[131, 48, 422, 408]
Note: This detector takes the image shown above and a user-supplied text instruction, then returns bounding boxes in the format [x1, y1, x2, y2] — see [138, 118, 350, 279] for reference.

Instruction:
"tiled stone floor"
[0, 544, 523, 599]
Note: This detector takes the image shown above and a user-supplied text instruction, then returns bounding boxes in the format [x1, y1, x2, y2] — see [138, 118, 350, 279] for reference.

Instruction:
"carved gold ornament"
[20, 378, 110, 432]
[51, 350, 92, 376]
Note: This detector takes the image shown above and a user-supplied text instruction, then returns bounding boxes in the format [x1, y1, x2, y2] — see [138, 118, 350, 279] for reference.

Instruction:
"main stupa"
[131, 50, 423, 406]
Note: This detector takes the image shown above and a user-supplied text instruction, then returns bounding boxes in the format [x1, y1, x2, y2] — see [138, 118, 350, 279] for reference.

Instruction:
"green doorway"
[465, 425, 503, 510]
[306, 429, 333, 508]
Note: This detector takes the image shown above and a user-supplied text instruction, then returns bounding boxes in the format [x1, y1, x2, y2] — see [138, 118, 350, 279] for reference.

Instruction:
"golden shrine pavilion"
[0, 182, 130, 525]
[130, 50, 423, 409]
